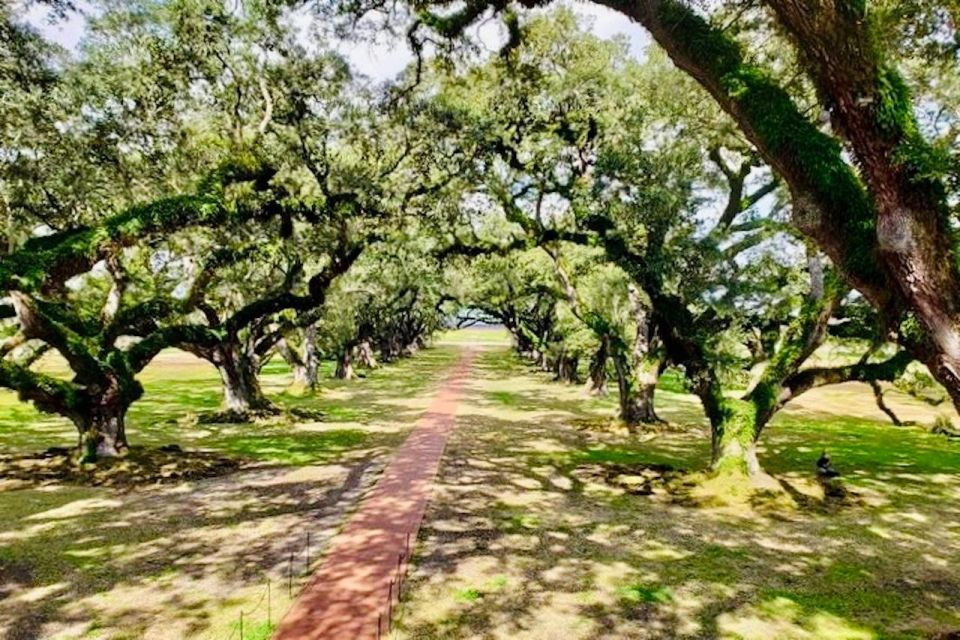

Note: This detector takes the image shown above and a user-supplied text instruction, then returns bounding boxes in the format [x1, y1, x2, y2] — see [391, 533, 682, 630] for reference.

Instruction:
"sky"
[24, 1, 652, 83]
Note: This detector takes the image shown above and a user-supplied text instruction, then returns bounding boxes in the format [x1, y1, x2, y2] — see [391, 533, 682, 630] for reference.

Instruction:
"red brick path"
[273, 348, 476, 640]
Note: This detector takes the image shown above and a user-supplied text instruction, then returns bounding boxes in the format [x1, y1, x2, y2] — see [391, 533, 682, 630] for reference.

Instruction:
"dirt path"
[273, 347, 476, 640]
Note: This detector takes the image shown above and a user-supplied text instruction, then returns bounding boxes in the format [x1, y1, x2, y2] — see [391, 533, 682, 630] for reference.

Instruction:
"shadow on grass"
[0, 345, 468, 639]
[0, 456, 383, 639]
[395, 348, 960, 640]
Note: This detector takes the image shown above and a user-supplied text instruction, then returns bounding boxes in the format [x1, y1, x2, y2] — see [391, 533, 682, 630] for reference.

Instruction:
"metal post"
[306, 532, 311, 573]
[239, 611, 244, 640]
[289, 552, 294, 598]
[267, 580, 272, 625]
[377, 613, 382, 640]
[388, 579, 394, 625]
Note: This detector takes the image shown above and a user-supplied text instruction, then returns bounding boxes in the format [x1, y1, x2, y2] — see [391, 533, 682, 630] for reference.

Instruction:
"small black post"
[288, 552, 294, 598]
[239, 610, 244, 640]
[306, 532, 311, 573]
[267, 580, 272, 625]
[377, 613, 382, 640]
[388, 579, 394, 625]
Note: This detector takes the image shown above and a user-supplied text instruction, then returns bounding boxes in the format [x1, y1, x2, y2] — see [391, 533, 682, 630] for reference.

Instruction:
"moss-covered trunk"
[709, 398, 761, 477]
[79, 409, 128, 461]
[612, 351, 661, 429]
[69, 371, 143, 462]
[74, 389, 132, 463]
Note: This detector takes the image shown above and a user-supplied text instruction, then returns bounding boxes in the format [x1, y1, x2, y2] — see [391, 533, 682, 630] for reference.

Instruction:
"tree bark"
[302, 324, 320, 389]
[586, 338, 609, 395]
[614, 284, 663, 428]
[277, 338, 309, 390]
[554, 352, 579, 384]
[762, 0, 960, 411]
[75, 396, 130, 462]
[214, 346, 274, 413]
[709, 398, 762, 477]
[357, 339, 378, 369]
[612, 350, 661, 429]
[335, 349, 355, 380]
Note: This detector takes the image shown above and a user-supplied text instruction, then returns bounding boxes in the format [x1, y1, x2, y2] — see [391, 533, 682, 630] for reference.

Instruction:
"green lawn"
[0, 343, 463, 640]
[395, 347, 960, 640]
[3, 335, 960, 639]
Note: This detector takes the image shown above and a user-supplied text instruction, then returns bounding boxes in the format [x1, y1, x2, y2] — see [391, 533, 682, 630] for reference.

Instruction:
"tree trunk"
[512, 327, 533, 357]
[760, 0, 960, 411]
[707, 398, 762, 477]
[586, 339, 609, 395]
[612, 351, 661, 429]
[614, 286, 663, 428]
[216, 347, 273, 413]
[335, 349, 355, 380]
[554, 353, 579, 384]
[276, 338, 310, 391]
[357, 339, 378, 369]
[534, 349, 550, 372]
[76, 402, 129, 462]
[380, 334, 401, 362]
[302, 324, 320, 390]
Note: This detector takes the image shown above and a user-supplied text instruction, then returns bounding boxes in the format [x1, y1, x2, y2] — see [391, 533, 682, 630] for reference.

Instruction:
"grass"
[394, 346, 960, 640]
[4, 332, 960, 639]
[616, 583, 673, 604]
[0, 345, 461, 458]
[0, 342, 464, 639]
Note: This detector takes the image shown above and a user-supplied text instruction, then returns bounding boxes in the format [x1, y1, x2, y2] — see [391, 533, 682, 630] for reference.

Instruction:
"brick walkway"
[273, 347, 476, 640]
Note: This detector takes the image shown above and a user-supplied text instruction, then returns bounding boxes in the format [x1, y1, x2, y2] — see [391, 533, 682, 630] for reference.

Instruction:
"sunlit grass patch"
[616, 582, 673, 604]
[395, 345, 960, 640]
[487, 390, 523, 407]
[0, 343, 467, 639]
[216, 430, 369, 465]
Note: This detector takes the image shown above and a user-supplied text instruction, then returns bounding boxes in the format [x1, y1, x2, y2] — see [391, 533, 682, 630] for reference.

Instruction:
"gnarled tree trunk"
[277, 325, 320, 393]
[335, 349, 355, 380]
[78, 407, 129, 462]
[214, 346, 274, 414]
[72, 376, 139, 462]
[614, 285, 663, 429]
[554, 352, 579, 384]
[277, 338, 309, 390]
[80, 407, 129, 462]
[612, 350, 661, 429]
[707, 397, 762, 477]
[357, 339, 378, 369]
[587, 339, 609, 395]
